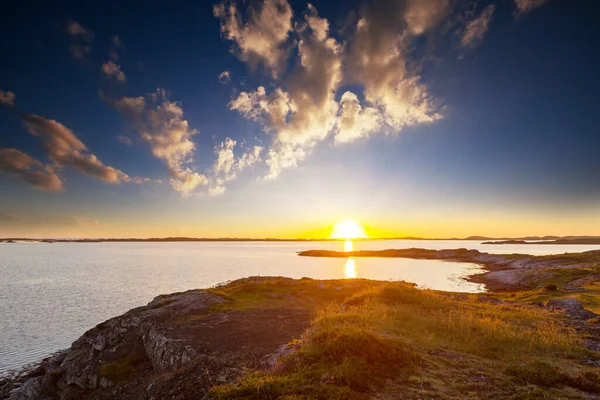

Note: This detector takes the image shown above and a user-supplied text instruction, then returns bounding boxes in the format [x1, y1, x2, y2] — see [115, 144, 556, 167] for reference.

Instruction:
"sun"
[329, 219, 369, 239]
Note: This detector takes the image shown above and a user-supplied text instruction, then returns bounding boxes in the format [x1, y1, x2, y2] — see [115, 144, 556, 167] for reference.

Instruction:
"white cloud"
[346, 0, 442, 131]
[0, 148, 63, 191]
[334, 91, 382, 144]
[110, 89, 207, 195]
[19, 113, 130, 184]
[102, 61, 126, 82]
[218, 70, 232, 84]
[514, 0, 550, 16]
[214, 0, 293, 78]
[208, 138, 263, 194]
[208, 185, 226, 196]
[66, 20, 94, 41]
[0, 90, 15, 106]
[229, 3, 342, 179]
[461, 5, 495, 48]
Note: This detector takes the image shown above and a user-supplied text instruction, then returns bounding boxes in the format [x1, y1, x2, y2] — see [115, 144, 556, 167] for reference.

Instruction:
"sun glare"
[330, 219, 368, 239]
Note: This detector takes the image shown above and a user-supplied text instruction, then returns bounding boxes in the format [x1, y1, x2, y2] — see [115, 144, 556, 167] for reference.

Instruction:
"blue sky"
[1, 0, 599, 238]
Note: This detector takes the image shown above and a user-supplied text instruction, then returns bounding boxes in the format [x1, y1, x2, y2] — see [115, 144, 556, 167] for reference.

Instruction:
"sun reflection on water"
[344, 239, 353, 252]
[344, 258, 357, 279]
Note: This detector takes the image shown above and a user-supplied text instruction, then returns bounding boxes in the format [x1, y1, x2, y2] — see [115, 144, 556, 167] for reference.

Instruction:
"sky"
[1, 0, 599, 239]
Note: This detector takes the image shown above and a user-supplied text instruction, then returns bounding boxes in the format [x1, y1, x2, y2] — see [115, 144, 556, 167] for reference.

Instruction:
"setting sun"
[330, 219, 369, 239]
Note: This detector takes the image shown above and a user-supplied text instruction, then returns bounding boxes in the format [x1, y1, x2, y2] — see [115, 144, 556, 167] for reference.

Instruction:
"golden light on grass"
[330, 219, 368, 240]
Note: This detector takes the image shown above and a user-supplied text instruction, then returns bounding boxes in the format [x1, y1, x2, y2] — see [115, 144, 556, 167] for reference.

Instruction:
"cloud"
[514, 0, 550, 16]
[0, 148, 63, 191]
[208, 185, 226, 196]
[334, 91, 382, 144]
[66, 21, 94, 61]
[69, 45, 91, 61]
[208, 138, 263, 194]
[214, 0, 293, 78]
[218, 70, 231, 84]
[224, 0, 446, 179]
[118, 135, 132, 146]
[110, 35, 124, 60]
[230, 3, 342, 179]
[101, 61, 126, 82]
[461, 5, 495, 48]
[66, 20, 94, 41]
[346, 0, 443, 132]
[0, 90, 15, 106]
[19, 113, 130, 184]
[109, 89, 207, 195]
[404, 0, 452, 35]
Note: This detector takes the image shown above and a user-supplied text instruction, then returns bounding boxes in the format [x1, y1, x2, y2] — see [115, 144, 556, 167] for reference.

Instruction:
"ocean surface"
[1, 239, 600, 375]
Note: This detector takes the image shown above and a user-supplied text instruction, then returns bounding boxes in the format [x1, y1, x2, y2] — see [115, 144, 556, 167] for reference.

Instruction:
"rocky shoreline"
[4, 250, 600, 399]
[0, 277, 376, 399]
[298, 248, 600, 291]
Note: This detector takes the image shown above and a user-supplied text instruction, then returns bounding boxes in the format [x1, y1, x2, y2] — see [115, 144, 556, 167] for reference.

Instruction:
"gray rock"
[546, 298, 598, 320]
[3, 290, 226, 400]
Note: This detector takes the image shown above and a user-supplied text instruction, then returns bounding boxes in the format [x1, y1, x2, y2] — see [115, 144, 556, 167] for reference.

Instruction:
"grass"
[493, 266, 600, 313]
[208, 282, 599, 399]
[206, 277, 380, 311]
[98, 351, 146, 382]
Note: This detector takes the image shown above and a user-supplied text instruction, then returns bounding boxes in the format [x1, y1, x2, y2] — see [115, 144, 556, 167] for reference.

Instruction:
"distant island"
[3, 235, 600, 243]
[483, 238, 600, 245]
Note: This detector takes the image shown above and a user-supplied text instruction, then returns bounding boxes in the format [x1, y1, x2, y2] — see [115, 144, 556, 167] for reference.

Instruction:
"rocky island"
[3, 249, 600, 399]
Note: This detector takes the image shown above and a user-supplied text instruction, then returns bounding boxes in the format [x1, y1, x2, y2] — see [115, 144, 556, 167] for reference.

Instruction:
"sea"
[1, 239, 599, 375]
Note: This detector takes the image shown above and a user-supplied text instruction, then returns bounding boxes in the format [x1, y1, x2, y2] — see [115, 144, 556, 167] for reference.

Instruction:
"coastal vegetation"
[4, 250, 600, 399]
[208, 281, 599, 399]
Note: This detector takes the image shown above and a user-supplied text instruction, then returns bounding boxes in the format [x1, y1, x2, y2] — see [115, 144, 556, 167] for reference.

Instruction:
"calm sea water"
[1, 240, 599, 375]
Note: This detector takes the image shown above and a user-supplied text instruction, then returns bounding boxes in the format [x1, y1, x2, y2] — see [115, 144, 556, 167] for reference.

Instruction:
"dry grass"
[208, 282, 599, 399]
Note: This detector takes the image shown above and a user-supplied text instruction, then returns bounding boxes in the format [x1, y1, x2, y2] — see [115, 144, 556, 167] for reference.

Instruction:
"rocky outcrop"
[546, 298, 598, 320]
[1, 289, 227, 399]
[0, 277, 325, 400]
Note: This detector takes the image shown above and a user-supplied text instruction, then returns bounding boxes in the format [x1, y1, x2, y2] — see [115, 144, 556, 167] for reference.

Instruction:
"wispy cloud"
[514, 0, 550, 16]
[218, 70, 231, 84]
[20, 113, 130, 184]
[66, 20, 94, 61]
[208, 138, 263, 195]
[109, 89, 207, 195]
[0, 89, 16, 106]
[0, 148, 63, 191]
[101, 61, 126, 82]
[110, 34, 124, 60]
[214, 0, 293, 78]
[1, 90, 134, 187]
[66, 20, 94, 41]
[461, 5, 496, 48]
